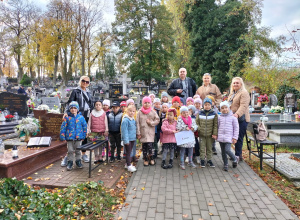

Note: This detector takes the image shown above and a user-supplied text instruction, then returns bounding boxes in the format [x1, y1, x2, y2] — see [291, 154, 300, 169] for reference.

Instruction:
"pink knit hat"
[142, 96, 152, 105]
[194, 98, 202, 105]
[186, 97, 194, 104]
[126, 99, 135, 106]
[149, 94, 155, 99]
[193, 94, 200, 99]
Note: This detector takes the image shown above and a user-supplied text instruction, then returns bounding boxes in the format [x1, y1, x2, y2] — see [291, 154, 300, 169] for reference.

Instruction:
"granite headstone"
[0, 92, 28, 116]
[36, 113, 64, 141]
[41, 97, 60, 109]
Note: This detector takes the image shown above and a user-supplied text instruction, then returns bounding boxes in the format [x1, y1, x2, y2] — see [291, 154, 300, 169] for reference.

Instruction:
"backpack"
[256, 121, 268, 141]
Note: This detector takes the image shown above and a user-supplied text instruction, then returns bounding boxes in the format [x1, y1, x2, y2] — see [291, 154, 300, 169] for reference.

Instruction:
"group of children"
[60, 91, 239, 172]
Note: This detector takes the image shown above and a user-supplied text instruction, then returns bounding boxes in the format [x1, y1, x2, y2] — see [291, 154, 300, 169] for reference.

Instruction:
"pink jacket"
[160, 120, 177, 144]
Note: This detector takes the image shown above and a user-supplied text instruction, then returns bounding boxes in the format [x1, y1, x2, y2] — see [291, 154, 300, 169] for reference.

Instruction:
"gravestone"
[0, 92, 28, 117]
[36, 113, 64, 141]
[41, 97, 60, 109]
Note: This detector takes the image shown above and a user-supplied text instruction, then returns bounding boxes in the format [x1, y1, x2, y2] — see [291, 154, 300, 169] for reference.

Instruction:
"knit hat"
[172, 96, 181, 104]
[103, 99, 110, 106]
[69, 101, 79, 111]
[120, 101, 127, 107]
[193, 94, 200, 99]
[194, 98, 202, 105]
[180, 106, 189, 113]
[206, 95, 215, 103]
[162, 103, 169, 108]
[220, 101, 230, 109]
[186, 97, 194, 104]
[188, 105, 196, 114]
[168, 108, 177, 116]
[153, 98, 161, 104]
[149, 94, 155, 99]
[161, 92, 168, 99]
[126, 99, 135, 106]
[203, 97, 212, 105]
[142, 96, 152, 105]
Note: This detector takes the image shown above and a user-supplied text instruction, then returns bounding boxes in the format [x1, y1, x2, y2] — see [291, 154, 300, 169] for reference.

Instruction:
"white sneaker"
[124, 164, 128, 169]
[127, 165, 137, 172]
[196, 156, 200, 164]
[61, 156, 67, 167]
[82, 154, 90, 163]
[185, 157, 189, 163]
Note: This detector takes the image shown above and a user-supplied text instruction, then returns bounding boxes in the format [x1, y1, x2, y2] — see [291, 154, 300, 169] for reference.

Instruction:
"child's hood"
[67, 111, 82, 117]
[123, 114, 134, 121]
[220, 110, 233, 117]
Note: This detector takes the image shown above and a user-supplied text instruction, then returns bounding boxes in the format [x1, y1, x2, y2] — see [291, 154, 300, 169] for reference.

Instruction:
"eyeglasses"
[81, 79, 90, 84]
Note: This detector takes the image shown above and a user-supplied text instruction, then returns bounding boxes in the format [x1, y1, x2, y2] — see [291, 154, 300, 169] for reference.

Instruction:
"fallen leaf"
[224, 180, 227, 182]
[117, 217, 122, 220]
[34, 173, 38, 175]
[27, 177, 32, 180]
[233, 174, 239, 178]
[34, 178, 40, 182]
[109, 169, 114, 172]
[132, 195, 136, 199]
[98, 169, 102, 173]
[124, 203, 129, 207]
[237, 178, 240, 181]
[116, 184, 123, 189]
[184, 175, 188, 178]
[246, 183, 250, 186]
[141, 187, 145, 190]
[133, 187, 136, 191]
[209, 213, 213, 216]
[120, 176, 124, 180]
[182, 214, 188, 218]
[110, 176, 113, 179]
[240, 212, 244, 215]
[208, 203, 213, 206]
[190, 172, 193, 175]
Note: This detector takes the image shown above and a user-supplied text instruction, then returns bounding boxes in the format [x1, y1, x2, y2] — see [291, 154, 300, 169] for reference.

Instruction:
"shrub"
[20, 74, 32, 86]
[275, 85, 300, 106]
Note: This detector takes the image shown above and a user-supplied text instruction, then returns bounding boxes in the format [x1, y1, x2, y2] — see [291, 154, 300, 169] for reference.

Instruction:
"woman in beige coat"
[196, 73, 222, 107]
[227, 77, 250, 161]
[136, 96, 160, 166]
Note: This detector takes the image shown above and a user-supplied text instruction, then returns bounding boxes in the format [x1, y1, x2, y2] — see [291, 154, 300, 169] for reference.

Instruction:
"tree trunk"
[53, 53, 58, 86]
[16, 53, 24, 83]
[0, 66, 3, 77]
[62, 48, 68, 86]
[81, 43, 85, 76]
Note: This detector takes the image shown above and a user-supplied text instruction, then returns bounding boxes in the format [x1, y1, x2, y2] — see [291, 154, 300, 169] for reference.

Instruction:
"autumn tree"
[113, 0, 175, 85]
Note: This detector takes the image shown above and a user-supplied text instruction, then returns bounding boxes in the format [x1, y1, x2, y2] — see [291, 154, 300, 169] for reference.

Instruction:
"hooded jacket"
[217, 111, 239, 143]
[196, 108, 218, 137]
[160, 120, 177, 144]
[60, 112, 87, 141]
[121, 114, 136, 145]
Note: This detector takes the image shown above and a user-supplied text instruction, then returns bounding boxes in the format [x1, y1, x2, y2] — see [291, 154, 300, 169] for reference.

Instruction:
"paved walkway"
[118, 144, 297, 220]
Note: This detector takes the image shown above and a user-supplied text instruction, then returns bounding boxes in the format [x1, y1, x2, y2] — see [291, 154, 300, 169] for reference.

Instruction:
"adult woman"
[61, 76, 93, 165]
[227, 77, 250, 161]
[196, 73, 222, 107]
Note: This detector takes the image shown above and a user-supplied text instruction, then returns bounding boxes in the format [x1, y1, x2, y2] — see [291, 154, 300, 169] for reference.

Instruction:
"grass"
[241, 136, 300, 218]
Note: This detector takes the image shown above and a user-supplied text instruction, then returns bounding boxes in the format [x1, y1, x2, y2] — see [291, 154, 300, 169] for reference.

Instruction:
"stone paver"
[118, 143, 298, 220]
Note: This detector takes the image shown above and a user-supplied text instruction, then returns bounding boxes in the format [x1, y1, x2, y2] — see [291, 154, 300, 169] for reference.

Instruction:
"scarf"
[182, 116, 192, 129]
[140, 106, 152, 115]
[91, 109, 104, 117]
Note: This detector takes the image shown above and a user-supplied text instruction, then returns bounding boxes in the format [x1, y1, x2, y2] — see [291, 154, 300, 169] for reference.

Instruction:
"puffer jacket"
[196, 109, 218, 137]
[136, 109, 160, 143]
[60, 112, 87, 141]
[121, 114, 136, 145]
[160, 120, 177, 144]
[217, 111, 239, 143]
[107, 109, 123, 134]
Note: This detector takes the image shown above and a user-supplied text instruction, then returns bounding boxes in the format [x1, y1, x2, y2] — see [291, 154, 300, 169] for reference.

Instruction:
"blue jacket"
[60, 112, 87, 141]
[107, 109, 123, 134]
[121, 115, 136, 145]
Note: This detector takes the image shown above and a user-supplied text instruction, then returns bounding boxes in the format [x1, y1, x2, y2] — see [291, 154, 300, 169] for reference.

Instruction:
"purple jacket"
[217, 111, 239, 143]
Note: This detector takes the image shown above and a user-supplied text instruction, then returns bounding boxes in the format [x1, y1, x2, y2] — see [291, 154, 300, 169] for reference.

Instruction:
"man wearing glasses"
[167, 68, 197, 104]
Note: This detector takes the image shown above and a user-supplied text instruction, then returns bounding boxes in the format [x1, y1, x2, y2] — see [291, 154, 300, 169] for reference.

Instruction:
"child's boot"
[207, 160, 215, 168]
[150, 155, 156, 166]
[168, 159, 173, 169]
[161, 160, 168, 169]
[75, 159, 83, 169]
[67, 161, 73, 171]
[144, 159, 149, 166]
[154, 150, 158, 159]
[200, 160, 206, 168]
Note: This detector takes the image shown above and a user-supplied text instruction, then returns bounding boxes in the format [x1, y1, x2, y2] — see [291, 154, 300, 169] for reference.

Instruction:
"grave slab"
[268, 129, 300, 147]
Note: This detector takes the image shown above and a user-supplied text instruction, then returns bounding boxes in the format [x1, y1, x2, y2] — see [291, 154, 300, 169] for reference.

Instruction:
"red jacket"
[160, 120, 177, 144]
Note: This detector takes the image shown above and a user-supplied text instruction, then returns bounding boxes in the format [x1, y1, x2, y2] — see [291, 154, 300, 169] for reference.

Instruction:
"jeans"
[180, 147, 193, 164]
[235, 120, 248, 157]
[219, 142, 236, 167]
[162, 149, 175, 161]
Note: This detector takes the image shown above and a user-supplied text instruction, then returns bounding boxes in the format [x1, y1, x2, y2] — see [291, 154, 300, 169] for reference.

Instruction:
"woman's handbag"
[256, 122, 268, 141]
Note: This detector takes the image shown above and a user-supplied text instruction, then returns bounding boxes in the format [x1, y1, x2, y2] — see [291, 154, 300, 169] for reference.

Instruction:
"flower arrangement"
[5, 115, 14, 119]
[258, 94, 269, 104]
[15, 117, 41, 137]
[222, 94, 228, 101]
[27, 98, 35, 110]
[269, 106, 284, 113]
[36, 104, 50, 111]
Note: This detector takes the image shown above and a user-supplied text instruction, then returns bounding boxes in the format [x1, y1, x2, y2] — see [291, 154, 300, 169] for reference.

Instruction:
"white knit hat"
[153, 98, 161, 104]
[103, 99, 110, 107]
[220, 101, 230, 108]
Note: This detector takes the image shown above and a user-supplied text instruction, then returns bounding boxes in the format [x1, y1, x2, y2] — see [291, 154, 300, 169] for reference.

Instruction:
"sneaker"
[117, 155, 121, 162]
[150, 159, 156, 166]
[66, 161, 73, 171]
[127, 165, 137, 172]
[82, 154, 89, 163]
[144, 160, 149, 166]
[124, 164, 128, 169]
[233, 158, 238, 168]
[223, 167, 228, 172]
[180, 164, 185, 170]
[168, 159, 173, 169]
[109, 157, 115, 163]
[200, 160, 206, 168]
[196, 156, 200, 164]
[122, 153, 126, 159]
[75, 159, 83, 169]
[188, 162, 197, 169]
[207, 160, 215, 168]
[185, 157, 189, 163]
[213, 151, 217, 155]
[61, 156, 67, 167]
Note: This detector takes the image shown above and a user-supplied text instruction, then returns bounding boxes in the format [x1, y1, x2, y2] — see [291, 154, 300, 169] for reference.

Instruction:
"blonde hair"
[127, 105, 136, 111]
[78, 75, 90, 87]
[230, 77, 247, 94]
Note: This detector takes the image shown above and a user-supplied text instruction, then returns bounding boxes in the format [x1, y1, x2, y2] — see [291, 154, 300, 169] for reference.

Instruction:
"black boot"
[154, 150, 158, 159]
[161, 160, 168, 169]
[75, 159, 83, 169]
[67, 161, 73, 171]
[168, 159, 173, 169]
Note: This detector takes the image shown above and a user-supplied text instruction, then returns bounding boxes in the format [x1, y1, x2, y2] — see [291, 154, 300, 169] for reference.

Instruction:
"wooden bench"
[76, 140, 108, 178]
[245, 122, 277, 171]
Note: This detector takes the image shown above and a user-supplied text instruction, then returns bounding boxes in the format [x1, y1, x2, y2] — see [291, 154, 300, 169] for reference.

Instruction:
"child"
[188, 105, 200, 164]
[102, 99, 111, 159]
[107, 101, 123, 162]
[121, 105, 137, 172]
[207, 95, 218, 155]
[60, 101, 87, 171]
[186, 97, 194, 106]
[196, 98, 218, 168]
[217, 101, 239, 171]
[153, 98, 161, 158]
[193, 94, 200, 100]
[126, 99, 138, 162]
[194, 98, 202, 116]
[176, 106, 198, 170]
[149, 94, 156, 103]
[171, 96, 181, 120]
[120, 101, 127, 113]
[136, 96, 160, 166]
[158, 103, 169, 154]
[161, 92, 171, 108]
[87, 101, 108, 164]
[160, 108, 177, 169]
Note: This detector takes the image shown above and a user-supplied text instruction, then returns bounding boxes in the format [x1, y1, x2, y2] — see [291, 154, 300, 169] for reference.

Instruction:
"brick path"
[118, 144, 297, 220]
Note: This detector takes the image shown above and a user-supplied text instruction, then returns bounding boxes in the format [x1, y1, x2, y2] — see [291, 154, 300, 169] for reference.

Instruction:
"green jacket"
[196, 109, 218, 137]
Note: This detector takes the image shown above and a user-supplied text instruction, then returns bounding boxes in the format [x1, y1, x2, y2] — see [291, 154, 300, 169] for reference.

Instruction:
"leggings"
[142, 143, 154, 160]
[180, 147, 193, 164]
[125, 141, 135, 166]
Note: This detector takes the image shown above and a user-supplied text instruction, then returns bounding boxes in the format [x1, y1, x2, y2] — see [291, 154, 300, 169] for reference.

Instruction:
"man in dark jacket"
[17, 85, 27, 95]
[167, 68, 197, 104]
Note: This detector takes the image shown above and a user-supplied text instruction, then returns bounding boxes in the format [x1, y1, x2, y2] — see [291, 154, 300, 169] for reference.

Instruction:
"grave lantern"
[12, 145, 18, 159]
[284, 93, 296, 113]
